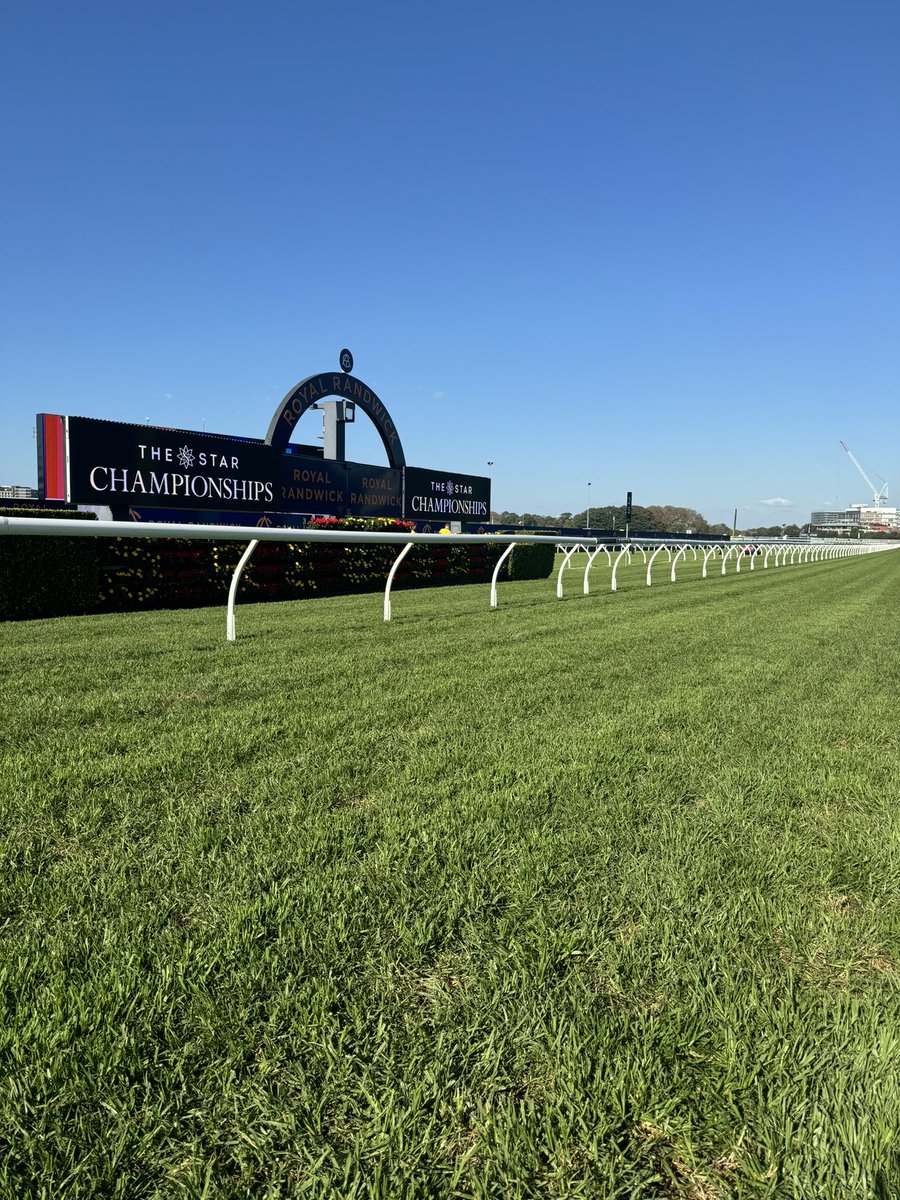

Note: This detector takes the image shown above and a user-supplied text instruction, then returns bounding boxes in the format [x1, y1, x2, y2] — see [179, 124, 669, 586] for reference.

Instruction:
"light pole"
[587, 482, 591, 530]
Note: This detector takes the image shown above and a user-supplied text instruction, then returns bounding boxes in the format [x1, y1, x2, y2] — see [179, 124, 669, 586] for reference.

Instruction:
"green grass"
[2, 550, 899, 1198]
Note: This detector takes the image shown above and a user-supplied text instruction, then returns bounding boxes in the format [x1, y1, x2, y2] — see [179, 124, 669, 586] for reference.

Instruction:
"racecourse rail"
[0, 516, 896, 641]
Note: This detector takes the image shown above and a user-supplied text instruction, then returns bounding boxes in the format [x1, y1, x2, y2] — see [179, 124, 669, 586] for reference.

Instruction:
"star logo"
[177, 446, 194, 469]
[446, 480, 455, 496]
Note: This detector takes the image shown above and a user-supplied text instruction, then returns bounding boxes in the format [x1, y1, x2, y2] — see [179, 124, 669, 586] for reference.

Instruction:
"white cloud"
[759, 497, 793, 507]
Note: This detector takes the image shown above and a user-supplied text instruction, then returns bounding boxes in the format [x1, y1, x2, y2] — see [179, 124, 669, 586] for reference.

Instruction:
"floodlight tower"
[840, 441, 889, 506]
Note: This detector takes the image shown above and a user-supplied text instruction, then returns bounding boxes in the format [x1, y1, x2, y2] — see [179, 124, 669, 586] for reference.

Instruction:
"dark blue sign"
[41, 414, 481, 523]
[404, 466, 491, 521]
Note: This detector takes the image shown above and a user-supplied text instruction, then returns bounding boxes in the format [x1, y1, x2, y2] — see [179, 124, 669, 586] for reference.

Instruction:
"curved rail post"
[611, 546, 631, 592]
[226, 539, 260, 641]
[646, 544, 666, 586]
[735, 546, 743, 574]
[749, 545, 756, 571]
[763, 545, 774, 569]
[689, 545, 698, 560]
[702, 545, 719, 579]
[670, 544, 687, 582]
[721, 546, 735, 575]
[583, 545, 606, 594]
[384, 541, 415, 621]
[490, 542, 516, 608]
[556, 544, 579, 598]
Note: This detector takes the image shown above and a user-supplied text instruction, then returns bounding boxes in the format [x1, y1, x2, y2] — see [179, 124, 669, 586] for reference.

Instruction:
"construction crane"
[840, 441, 889, 506]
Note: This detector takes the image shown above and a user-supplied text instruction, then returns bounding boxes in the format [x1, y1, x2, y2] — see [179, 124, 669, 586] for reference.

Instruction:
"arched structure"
[702, 545, 721, 579]
[266, 372, 406, 467]
[646, 544, 667, 586]
[611, 546, 631, 592]
[556, 544, 580, 598]
[582, 545, 610, 595]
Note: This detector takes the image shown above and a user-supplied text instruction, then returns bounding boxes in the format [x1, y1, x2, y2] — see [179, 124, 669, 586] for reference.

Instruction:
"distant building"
[0, 484, 38, 499]
[811, 504, 900, 533]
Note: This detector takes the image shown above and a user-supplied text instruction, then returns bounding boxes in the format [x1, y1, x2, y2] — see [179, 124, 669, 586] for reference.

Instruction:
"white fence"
[1, 515, 896, 641]
[0, 516, 594, 639]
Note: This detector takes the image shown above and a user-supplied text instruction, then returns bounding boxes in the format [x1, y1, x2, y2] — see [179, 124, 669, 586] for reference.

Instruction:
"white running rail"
[0, 516, 595, 640]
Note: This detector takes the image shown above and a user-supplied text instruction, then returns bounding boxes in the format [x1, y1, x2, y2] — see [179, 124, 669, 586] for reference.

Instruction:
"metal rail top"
[0, 515, 597, 547]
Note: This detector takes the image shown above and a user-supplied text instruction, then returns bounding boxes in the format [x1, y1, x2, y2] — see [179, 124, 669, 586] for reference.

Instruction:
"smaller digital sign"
[404, 466, 491, 521]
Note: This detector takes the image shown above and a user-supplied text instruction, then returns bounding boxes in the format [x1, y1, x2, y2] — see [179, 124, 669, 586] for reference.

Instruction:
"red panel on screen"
[41, 414, 66, 500]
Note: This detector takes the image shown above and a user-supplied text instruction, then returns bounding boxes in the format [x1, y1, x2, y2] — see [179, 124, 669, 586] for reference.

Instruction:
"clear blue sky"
[2, 0, 897, 527]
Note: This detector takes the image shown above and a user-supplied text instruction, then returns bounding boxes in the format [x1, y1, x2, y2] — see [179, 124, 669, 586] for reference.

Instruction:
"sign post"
[625, 491, 633, 540]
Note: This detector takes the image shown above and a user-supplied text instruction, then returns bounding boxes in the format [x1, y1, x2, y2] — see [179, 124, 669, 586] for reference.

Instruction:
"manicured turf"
[2, 550, 899, 1198]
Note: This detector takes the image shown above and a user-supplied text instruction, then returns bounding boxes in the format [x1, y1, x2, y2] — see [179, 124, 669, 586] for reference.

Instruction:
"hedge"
[503, 537, 555, 581]
[0, 509, 98, 620]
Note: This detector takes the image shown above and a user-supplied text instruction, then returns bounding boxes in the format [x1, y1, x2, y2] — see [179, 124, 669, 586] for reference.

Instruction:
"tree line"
[489, 504, 730, 535]
[490, 506, 898, 539]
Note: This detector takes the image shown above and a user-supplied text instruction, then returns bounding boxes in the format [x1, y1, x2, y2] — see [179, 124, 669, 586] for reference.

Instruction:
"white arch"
[583, 545, 613, 594]
[556, 544, 579, 598]
[721, 545, 735, 575]
[582, 545, 608, 594]
[226, 539, 259, 641]
[646, 544, 667, 586]
[670, 544, 688, 582]
[490, 543, 516, 608]
[702, 545, 721, 579]
[384, 542, 415, 621]
[611, 546, 631, 592]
